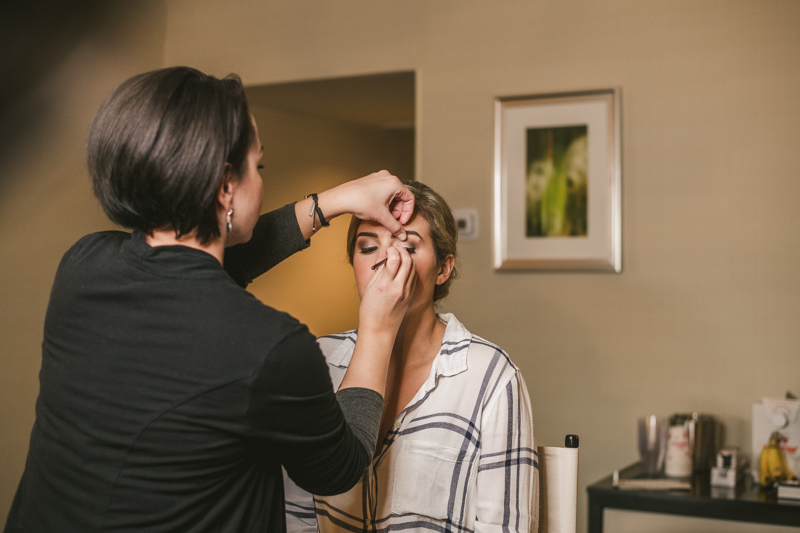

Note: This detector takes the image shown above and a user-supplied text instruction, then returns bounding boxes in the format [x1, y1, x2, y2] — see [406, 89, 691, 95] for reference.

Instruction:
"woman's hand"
[328, 171, 415, 240]
[297, 171, 415, 241]
[358, 246, 417, 335]
[339, 246, 417, 396]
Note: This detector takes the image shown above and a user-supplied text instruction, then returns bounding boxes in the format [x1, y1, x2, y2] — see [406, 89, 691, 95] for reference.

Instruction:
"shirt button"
[393, 420, 402, 429]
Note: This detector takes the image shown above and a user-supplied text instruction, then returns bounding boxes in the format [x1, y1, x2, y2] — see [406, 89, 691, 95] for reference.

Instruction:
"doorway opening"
[245, 71, 416, 335]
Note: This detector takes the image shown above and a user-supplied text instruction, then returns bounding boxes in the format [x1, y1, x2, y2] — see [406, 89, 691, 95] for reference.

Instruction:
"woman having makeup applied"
[5, 67, 418, 533]
[284, 181, 538, 533]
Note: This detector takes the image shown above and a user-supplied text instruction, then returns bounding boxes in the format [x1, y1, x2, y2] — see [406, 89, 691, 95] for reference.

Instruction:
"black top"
[4, 204, 382, 533]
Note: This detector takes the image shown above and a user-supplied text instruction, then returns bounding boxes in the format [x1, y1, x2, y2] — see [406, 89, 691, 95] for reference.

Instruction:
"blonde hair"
[346, 180, 458, 302]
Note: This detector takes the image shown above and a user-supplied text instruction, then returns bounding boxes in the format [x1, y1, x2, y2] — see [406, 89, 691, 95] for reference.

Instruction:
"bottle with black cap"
[538, 434, 580, 533]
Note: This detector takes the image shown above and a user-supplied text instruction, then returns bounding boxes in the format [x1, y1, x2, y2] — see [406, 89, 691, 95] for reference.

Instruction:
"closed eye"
[359, 246, 378, 254]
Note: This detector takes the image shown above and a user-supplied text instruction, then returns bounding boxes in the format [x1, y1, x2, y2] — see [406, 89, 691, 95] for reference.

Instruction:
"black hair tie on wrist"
[315, 198, 330, 228]
[304, 193, 331, 234]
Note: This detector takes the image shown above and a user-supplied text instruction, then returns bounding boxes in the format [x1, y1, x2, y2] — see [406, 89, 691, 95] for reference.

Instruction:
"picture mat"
[501, 97, 611, 262]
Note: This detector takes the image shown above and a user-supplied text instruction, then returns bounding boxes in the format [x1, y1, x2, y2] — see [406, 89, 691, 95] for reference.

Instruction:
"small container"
[711, 447, 743, 488]
[689, 412, 717, 472]
[637, 415, 667, 477]
[665, 413, 692, 477]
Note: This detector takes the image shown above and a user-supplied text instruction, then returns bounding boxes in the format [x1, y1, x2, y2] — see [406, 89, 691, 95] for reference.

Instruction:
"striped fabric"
[283, 313, 538, 533]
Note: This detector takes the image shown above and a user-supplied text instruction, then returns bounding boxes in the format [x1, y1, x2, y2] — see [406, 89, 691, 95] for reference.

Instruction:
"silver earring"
[226, 209, 233, 233]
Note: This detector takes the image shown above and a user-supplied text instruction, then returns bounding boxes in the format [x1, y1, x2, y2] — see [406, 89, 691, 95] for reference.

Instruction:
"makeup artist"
[4, 67, 417, 533]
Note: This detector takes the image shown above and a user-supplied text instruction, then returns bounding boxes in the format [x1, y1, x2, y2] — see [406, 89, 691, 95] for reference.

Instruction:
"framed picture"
[493, 89, 621, 271]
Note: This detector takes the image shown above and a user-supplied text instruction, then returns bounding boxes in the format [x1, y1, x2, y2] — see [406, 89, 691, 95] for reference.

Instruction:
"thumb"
[391, 188, 415, 226]
[374, 209, 407, 241]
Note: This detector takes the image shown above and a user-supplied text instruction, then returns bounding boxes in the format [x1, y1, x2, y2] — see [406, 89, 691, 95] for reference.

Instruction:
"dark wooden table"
[586, 463, 800, 533]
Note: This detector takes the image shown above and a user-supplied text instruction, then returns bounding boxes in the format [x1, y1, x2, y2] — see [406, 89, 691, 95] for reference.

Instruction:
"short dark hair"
[87, 66, 255, 244]
[346, 180, 459, 302]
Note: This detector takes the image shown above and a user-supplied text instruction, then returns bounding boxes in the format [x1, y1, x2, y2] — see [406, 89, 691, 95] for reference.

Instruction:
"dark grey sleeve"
[249, 329, 384, 495]
[224, 202, 310, 288]
[335, 388, 384, 458]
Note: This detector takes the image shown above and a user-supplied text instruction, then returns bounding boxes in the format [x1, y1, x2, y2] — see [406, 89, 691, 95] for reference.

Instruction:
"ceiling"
[246, 71, 415, 129]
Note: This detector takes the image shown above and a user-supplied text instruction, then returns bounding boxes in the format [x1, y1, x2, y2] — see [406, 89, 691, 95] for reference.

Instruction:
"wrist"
[356, 324, 398, 350]
[316, 185, 350, 221]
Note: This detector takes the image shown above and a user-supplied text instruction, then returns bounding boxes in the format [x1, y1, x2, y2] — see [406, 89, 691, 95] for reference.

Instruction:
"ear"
[435, 254, 455, 286]
[215, 162, 235, 212]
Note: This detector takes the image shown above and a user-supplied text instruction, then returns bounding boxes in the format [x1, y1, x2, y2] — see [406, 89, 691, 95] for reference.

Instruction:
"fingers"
[367, 173, 413, 241]
[332, 170, 415, 242]
[373, 210, 407, 241]
[375, 246, 415, 290]
[393, 245, 414, 283]
[380, 247, 402, 277]
[401, 251, 417, 298]
[358, 246, 416, 335]
[390, 188, 415, 226]
[390, 247, 416, 304]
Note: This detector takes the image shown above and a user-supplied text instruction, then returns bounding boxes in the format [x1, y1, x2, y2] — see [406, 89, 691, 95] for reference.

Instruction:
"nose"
[371, 249, 389, 270]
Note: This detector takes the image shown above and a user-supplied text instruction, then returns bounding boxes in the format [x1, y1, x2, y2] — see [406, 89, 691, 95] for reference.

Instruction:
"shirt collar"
[431, 313, 470, 378]
[125, 229, 225, 280]
[326, 333, 357, 367]
[327, 313, 471, 381]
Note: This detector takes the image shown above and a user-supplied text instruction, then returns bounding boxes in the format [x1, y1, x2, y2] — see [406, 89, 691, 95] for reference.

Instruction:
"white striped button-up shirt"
[284, 313, 538, 533]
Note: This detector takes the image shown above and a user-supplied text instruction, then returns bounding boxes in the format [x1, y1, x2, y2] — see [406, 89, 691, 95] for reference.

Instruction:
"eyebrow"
[259, 145, 264, 155]
[355, 230, 423, 241]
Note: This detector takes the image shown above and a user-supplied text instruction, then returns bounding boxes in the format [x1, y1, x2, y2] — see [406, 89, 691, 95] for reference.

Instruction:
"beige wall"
[164, 1, 800, 531]
[0, 1, 167, 523]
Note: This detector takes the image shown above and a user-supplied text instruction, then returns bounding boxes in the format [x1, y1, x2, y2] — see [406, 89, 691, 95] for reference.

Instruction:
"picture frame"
[493, 89, 621, 272]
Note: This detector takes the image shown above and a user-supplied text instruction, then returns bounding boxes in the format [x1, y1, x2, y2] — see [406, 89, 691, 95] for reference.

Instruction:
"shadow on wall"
[0, 0, 136, 188]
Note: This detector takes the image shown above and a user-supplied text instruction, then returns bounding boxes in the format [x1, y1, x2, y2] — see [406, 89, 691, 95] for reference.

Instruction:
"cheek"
[352, 260, 374, 297]
[413, 256, 438, 282]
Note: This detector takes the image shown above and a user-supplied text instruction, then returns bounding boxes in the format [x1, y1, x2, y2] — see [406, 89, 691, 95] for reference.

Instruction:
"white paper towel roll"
[538, 446, 579, 533]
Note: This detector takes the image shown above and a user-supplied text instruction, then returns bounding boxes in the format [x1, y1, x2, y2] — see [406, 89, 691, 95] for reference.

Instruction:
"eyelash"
[257, 165, 264, 170]
[358, 246, 416, 255]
